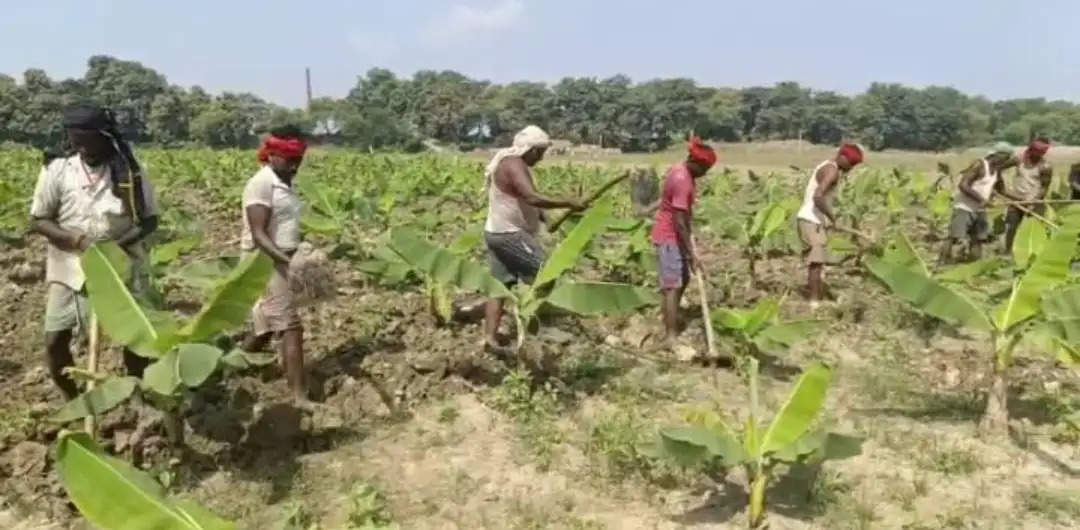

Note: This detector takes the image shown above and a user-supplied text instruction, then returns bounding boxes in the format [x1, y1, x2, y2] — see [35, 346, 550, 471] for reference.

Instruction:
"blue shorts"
[655, 243, 689, 290]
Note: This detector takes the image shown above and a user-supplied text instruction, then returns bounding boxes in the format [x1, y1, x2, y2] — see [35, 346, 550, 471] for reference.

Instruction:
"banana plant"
[866, 221, 1080, 435]
[54, 242, 272, 444]
[385, 198, 658, 347]
[742, 201, 790, 286]
[56, 430, 235, 529]
[712, 297, 825, 369]
[651, 360, 862, 528]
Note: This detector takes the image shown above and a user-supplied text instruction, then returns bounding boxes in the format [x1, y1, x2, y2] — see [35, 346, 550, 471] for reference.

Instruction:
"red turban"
[687, 136, 717, 168]
[839, 143, 863, 166]
[1029, 139, 1051, 156]
[257, 135, 308, 164]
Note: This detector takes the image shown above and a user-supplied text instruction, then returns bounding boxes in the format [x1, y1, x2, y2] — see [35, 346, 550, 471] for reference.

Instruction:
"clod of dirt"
[5, 441, 48, 476]
[246, 403, 304, 449]
[405, 350, 448, 375]
[604, 335, 622, 347]
[9, 263, 42, 284]
[673, 344, 697, 363]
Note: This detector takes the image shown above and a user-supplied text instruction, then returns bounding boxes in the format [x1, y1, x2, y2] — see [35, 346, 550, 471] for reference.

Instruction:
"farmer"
[1003, 138, 1052, 252]
[652, 137, 717, 346]
[240, 126, 309, 401]
[29, 104, 159, 400]
[938, 143, 1023, 264]
[482, 125, 584, 354]
[796, 143, 864, 308]
[1070, 163, 1080, 201]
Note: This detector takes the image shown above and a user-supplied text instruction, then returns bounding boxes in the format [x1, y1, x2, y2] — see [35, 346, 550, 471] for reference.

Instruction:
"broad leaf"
[220, 349, 277, 369]
[713, 308, 747, 331]
[1043, 285, 1080, 343]
[607, 219, 644, 232]
[866, 257, 992, 332]
[1012, 217, 1048, 270]
[151, 236, 202, 267]
[759, 363, 831, 458]
[544, 282, 658, 316]
[882, 234, 929, 276]
[657, 426, 743, 467]
[743, 298, 780, 336]
[755, 320, 827, 348]
[179, 252, 273, 343]
[388, 228, 511, 298]
[54, 377, 138, 423]
[533, 197, 613, 289]
[448, 229, 483, 255]
[56, 432, 235, 530]
[936, 257, 1006, 284]
[357, 246, 412, 284]
[993, 227, 1078, 332]
[82, 243, 166, 357]
[143, 351, 181, 396]
[177, 344, 223, 387]
[172, 257, 239, 293]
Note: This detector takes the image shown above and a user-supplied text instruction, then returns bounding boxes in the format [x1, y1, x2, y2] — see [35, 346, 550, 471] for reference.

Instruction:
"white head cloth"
[484, 125, 552, 186]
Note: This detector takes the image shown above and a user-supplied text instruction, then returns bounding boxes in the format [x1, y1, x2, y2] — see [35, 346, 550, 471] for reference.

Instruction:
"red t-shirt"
[651, 163, 695, 244]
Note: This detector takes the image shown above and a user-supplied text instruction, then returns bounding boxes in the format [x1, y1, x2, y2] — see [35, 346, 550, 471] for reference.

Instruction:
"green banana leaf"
[532, 197, 614, 289]
[743, 298, 781, 336]
[1042, 285, 1080, 346]
[713, 308, 748, 331]
[992, 227, 1078, 332]
[936, 257, 1007, 284]
[82, 243, 168, 357]
[657, 425, 743, 467]
[151, 236, 202, 267]
[143, 351, 181, 396]
[448, 228, 484, 255]
[749, 203, 788, 243]
[882, 234, 929, 276]
[388, 228, 511, 298]
[179, 252, 273, 343]
[357, 246, 412, 285]
[544, 282, 658, 316]
[56, 431, 235, 530]
[773, 428, 863, 463]
[866, 257, 992, 332]
[177, 344, 224, 387]
[53, 377, 138, 423]
[754, 320, 827, 349]
[172, 257, 240, 293]
[758, 362, 831, 458]
[220, 349, 277, 369]
[1012, 217, 1048, 270]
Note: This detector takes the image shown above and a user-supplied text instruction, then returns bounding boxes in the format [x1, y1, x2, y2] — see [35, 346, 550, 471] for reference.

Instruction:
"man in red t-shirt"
[652, 137, 717, 347]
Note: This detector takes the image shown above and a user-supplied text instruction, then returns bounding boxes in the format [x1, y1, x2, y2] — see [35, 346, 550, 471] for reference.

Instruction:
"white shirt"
[797, 160, 841, 225]
[241, 165, 302, 252]
[955, 159, 998, 213]
[30, 155, 159, 291]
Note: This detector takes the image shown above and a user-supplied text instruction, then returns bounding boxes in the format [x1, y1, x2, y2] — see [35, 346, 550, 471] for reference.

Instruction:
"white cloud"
[428, 0, 525, 42]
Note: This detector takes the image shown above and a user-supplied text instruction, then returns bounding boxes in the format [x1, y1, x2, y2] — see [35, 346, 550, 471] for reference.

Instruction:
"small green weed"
[921, 445, 981, 476]
[584, 411, 653, 482]
[1021, 488, 1080, 522]
[490, 369, 565, 471]
[346, 484, 397, 530]
[437, 404, 459, 424]
[808, 470, 852, 516]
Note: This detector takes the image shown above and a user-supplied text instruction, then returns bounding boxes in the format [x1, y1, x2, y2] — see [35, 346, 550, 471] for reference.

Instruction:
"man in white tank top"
[482, 125, 584, 355]
[1003, 138, 1052, 252]
[938, 143, 1022, 264]
[797, 143, 863, 307]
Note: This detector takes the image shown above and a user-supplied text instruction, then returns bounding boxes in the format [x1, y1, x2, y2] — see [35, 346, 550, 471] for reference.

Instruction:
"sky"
[1, 0, 1077, 108]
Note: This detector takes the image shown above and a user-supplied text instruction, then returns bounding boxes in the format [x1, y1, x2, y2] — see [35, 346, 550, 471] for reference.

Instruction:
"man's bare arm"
[958, 162, 986, 205]
[812, 164, 840, 225]
[674, 210, 694, 269]
[1038, 164, 1054, 199]
[633, 199, 661, 218]
[115, 216, 159, 247]
[994, 176, 1023, 202]
[30, 217, 83, 251]
[504, 159, 581, 210]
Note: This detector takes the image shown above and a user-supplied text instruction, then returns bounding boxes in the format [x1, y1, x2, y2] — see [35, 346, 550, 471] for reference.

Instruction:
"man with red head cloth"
[240, 125, 310, 402]
[652, 137, 717, 348]
[1004, 138, 1053, 252]
[796, 143, 864, 308]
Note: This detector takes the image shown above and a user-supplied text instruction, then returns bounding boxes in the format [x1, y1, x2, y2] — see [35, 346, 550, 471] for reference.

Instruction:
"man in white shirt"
[29, 105, 159, 399]
[239, 126, 309, 401]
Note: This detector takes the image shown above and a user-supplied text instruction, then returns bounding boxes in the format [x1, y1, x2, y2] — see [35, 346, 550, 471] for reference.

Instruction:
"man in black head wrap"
[29, 104, 159, 399]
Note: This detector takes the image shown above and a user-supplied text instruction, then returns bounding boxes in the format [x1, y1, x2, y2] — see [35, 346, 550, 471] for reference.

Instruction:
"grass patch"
[920, 444, 982, 476]
[584, 411, 654, 482]
[490, 369, 565, 471]
[808, 470, 852, 516]
[1021, 488, 1080, 523]
[437, 403, 459, 424]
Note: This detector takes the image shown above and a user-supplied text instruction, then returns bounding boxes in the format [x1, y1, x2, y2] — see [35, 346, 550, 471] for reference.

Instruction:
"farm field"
[1, 144, 1079, 530]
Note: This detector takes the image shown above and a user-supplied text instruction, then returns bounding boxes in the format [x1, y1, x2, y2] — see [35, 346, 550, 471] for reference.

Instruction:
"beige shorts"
[252, 264, 301, 336]
[44, 283, 91, 333]
[799, 220, 829, 264]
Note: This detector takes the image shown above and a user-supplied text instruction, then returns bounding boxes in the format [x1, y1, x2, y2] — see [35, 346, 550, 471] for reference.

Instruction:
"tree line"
[2, 56, 1078, 153]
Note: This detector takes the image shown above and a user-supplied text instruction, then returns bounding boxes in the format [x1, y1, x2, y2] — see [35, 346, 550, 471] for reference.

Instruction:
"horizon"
[2, 1, 1077, 108]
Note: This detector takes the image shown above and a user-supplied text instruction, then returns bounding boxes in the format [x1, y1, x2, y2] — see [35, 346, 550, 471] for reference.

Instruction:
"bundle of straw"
[289, 242, 337, 307]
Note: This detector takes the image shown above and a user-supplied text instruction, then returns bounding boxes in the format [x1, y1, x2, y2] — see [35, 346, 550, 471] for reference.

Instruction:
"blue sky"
[2, 1, 1077, 108]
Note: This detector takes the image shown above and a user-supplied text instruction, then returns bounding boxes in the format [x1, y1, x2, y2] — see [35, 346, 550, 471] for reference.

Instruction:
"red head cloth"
[838, 143, 864, 166]
[257, 135, 308, 164]
[687, 136, 717, 168]
[1029, 139, 1051, 156]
